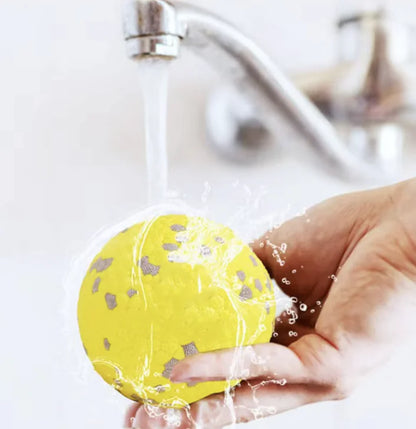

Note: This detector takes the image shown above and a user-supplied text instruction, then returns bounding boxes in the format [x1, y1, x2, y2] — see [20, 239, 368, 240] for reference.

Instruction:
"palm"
[256, 186, 416, 391]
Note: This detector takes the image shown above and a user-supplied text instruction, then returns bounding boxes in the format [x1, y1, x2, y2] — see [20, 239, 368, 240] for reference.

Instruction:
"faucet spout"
[123, 0, 383, 180]
[123, 0, 184, 58]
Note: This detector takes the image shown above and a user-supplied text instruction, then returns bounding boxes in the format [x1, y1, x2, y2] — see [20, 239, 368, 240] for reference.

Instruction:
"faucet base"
[206, 86, 279, 163]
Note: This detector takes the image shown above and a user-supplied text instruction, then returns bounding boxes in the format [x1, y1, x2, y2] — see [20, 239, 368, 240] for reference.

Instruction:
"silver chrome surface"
[123, 0, 184, 58]
[294, 10, 416, 177]
[206, 86, 279, 163]
[297, 10, 416, 125]
[125, 34, 181, 58]
[123, 0, 398, 180]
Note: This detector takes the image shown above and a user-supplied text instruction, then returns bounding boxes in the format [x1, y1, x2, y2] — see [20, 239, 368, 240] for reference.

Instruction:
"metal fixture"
[123, 0, 184, 58]
[122, 0, 415, 180]
[296, 10, 416, 174]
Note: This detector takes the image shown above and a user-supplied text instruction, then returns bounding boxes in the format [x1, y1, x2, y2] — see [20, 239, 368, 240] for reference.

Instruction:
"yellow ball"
[77, 215, 275, 408]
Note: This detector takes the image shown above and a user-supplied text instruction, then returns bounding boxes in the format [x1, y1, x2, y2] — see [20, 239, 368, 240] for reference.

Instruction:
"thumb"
[170, 335, 341, 387]
[251, 195, 360, 299]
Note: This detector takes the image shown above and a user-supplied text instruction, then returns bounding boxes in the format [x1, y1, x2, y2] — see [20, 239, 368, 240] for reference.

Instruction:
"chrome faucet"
[122, 0, 413, 181]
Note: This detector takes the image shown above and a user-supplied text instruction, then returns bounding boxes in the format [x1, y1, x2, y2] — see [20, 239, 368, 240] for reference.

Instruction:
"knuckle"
[330, 373, 354, 400]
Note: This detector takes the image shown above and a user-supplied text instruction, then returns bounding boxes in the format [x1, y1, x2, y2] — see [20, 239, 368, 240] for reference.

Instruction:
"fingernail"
[170, 361, 211, 383]
[170, 364, 192, 383]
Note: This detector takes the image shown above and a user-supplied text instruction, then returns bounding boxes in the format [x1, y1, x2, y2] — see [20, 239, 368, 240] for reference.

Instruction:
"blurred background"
[2, 0, 416, 428]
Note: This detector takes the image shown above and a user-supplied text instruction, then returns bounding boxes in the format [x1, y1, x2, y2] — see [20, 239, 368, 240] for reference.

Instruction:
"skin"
[124, 178, 416, 428]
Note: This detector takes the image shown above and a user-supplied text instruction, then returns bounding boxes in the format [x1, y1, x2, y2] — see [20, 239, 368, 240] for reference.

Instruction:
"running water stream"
[138, 58, 170, 204]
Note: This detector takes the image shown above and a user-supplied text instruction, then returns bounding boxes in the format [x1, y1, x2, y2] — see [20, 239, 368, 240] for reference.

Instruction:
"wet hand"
[125, 179, 416, 428]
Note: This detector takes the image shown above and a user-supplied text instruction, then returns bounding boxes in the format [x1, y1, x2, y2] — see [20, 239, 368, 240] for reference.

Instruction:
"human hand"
[125, 179, 416, 428]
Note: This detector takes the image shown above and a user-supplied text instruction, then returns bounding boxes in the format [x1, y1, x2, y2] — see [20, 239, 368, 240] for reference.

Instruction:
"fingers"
[134, 381, 333, 428]
[170, 343, 310, 385]
[127, 335, 343, 428]
[133, 404, 193, 429]
[124, 403, 141, 428]
[171, 333, 344, 390]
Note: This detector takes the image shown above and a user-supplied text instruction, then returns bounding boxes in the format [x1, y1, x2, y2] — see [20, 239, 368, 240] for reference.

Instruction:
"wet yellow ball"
[77, 215, 275, 408]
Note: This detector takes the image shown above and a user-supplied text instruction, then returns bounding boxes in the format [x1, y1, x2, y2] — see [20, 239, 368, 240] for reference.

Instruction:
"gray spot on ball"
[155, 385, 166, 393]
[266, 279, 272, 291]
[90, 257, 113, 273]
[105, 293, 117, 310]
[187, 381, 198, 387]
[200, 245, 212, 257]
[104, 338, 111, 350]
[162, 358, 179, 379]
[139, 256, 160, 276]
[131, 394, 140, 401]
[237, 271, 246, 282]
[171, 224, 186, 232]
[114, 379, 123, 388]
[254, 279, 263, 292]
[239, 285, 253, 301]
[127, 288, 137, 298]
[182, 342, 199, 357]
[249, 255, 258, 266]
[83, 344, 88, 356]
[265, 302, 271, 314]
[215, 237, 225, 244]
[163, 243, 179, 251]
[92, 277, 101, 294]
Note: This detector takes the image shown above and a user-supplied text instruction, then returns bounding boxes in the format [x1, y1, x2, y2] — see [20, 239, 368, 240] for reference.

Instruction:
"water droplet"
[282, 277, 291, 285]
[289, 331, 298, 337]
[280, 243, 287, 253]
[299, 303, 307, 311]
[310, 309, 316, 314]
[330, 274, 338, 282]
[316, 301, 321, 306]
[291, 269, 297, 274]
